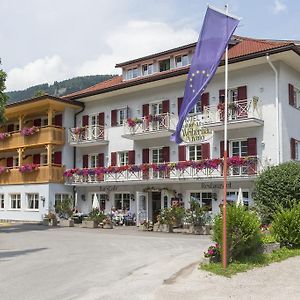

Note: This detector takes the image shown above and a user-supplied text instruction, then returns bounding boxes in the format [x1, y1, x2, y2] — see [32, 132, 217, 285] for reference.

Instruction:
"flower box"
[82, 220, 98, 228]
[19, 164, 39, 173]
[161, 224, 173, 233]
[0, 167, 9, 175]
[59, 219, 74, 227]
[0, 132, 11, 140]
[103, 223, 113, 229]
[20, 126, 39, 136]
[188, 224, 205, 235]
[43, 218, 57, 226]
[153, 223, 162, 232]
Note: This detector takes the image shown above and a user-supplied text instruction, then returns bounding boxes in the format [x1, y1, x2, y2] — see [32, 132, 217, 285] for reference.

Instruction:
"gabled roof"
[65, 36, 299, 100]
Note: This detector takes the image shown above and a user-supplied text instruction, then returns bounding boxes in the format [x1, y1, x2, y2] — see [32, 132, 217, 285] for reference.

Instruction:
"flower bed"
[19, 164, 40, 173]
[0, 132, 11, 140]
[0, 166, 9, 175]
[20, 126, 39, 136]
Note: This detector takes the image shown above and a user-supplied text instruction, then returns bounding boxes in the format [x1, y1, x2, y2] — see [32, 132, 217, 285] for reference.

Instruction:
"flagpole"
[223, 4, 229, 269]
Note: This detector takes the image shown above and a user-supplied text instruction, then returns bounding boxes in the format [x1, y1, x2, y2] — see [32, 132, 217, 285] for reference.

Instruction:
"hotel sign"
[181, 115, 212, 142]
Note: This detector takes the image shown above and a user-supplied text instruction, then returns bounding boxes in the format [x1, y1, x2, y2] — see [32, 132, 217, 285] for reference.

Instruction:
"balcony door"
[231, 140, 248, 175]
[88, 114, 99, 140]
[150, 102, 163, 131]
[151, 148, 163, 179]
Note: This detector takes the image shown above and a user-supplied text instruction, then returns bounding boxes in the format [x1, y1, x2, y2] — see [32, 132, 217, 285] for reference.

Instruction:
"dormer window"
[142, 64, 153, 76]
[159, 59, 170, 72]
[127, 67, 138, 80]
[175, 54, 189, 68]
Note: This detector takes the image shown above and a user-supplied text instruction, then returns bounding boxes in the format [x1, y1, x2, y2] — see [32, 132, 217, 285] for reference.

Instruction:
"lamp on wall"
[81, 194, 86, 201]
[40, 196, 45, 207]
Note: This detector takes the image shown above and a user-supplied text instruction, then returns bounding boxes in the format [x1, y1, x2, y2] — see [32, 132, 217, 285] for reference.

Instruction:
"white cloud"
[76, 20, 198, 76]
[6, 20, 198, 91]
[273, 0, 287, 14]
[6, 55, 71, 91]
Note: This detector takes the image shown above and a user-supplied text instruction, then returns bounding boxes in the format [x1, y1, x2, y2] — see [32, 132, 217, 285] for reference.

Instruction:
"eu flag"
[171, 6, 239, 144]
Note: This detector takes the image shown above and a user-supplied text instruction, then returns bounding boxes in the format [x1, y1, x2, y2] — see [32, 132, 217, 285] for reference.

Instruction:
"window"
[41, 153, 48, 165]
[89, 154, 99, 168]
[228, 88, 238, 102]
[142, 64, 153, 76]
[151, 102, 162, 115]
[190, 192, 212, 211]
[27, 193, 39, 210]
[295, 87, 300, 108]
[118, 152, 129, 166]
[159, 59, 170, 72]
[188, 145, 202, 161]
[114, 193, 130, 210]
[189, 100, 202, 114]
[10, 194, 21, 209]
[55, 194, 71, 208]
[175, 55, 189, 68]
[295, 141, 300, 160]
[117, 108, 127, 125]
[227, 191, 249, 207]
[127, 68, 138, 79]
[0, 194, 4, 209]
[89, 114, 99, 127]
[13, 156, 19, 167]
[42, 118, 48, 126]
[151, 148, 163, 163]
[231, 140, 248, 175]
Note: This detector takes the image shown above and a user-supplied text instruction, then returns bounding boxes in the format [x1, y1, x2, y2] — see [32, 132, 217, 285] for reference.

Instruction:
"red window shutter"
[7, 124, 14, 132]
[201, 143, 210, 159]
[82, 115, 89, 127]
[237, 86, 247, 100]
[111, 110, 117, 126]
[247, 138, 257, 156]
[54, 151, 62, 165]
[142, 104, 149, 117]
[7, 157, 13, 167]
[289, 84, 295, 106]
[178, 145, 186, 161]
[142, 148, 149, 163]
[111, 152, 117, 166]
[33, 119, 41, 127]
[219, 89, 225, 103]
[99, 112, 105, 126]
[201, 93, 209, 111]
[33, 154, 41, 165]
[128, 150, 135, 165]
[291, 138, 296, 160]
[82, 155, 88, 168]
[177, 97, 183, 115]
[162, 146, 170, 162]
[54, 114, 62, 127]
[98, 153, 104, 167]
[162, 100, 169, 113]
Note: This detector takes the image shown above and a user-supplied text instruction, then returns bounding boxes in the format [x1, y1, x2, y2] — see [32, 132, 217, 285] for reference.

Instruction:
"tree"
[253, 162, 300, 223]
[0, 60, 8, 125]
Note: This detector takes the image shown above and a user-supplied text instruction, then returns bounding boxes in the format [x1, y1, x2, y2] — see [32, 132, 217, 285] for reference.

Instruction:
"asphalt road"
[0, 224, 210, 300]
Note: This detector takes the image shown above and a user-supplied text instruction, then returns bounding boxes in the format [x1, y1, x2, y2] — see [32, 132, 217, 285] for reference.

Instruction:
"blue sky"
[1, 0, 298, 91]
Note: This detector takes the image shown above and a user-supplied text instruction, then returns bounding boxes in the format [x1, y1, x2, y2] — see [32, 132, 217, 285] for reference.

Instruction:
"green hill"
[6, 74, 116, 104]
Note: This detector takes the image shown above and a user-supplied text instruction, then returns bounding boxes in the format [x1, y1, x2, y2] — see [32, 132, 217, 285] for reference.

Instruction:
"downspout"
[266, 54, 281, 165]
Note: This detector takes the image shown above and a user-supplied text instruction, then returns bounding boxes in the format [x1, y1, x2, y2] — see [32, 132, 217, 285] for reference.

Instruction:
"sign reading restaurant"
[181, 115, 212, 142]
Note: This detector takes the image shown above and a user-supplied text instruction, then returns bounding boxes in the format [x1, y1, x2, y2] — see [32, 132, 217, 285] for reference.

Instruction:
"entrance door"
[152, 192, 161, 223]
[136, 192, 148, 226]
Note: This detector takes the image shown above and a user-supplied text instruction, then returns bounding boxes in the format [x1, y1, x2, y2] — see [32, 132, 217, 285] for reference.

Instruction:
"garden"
[201, 162, 300, 277]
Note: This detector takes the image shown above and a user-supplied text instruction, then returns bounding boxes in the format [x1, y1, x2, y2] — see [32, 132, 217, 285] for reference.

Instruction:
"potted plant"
[82, 209, 103, 228]
[185, 200, 206, 234]
[103, 216, 113, 229]
[203, 244, 221, 264]
[43, 212, 58, 226]
[139, 219, 152, 231]
[159, 208, 174, 233]
[55, 197, 74, 227]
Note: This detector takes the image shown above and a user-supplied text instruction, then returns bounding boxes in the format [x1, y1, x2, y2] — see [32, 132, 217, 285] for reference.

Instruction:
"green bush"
[213, 205, 261, 261]
[159, 206, 185, 226]
[55, 197, 73, 219]
[87, 209, 105, 223]
[185, 200, 207, 226]
[272, 202, 300, 247]
[253, 162, 300, 223]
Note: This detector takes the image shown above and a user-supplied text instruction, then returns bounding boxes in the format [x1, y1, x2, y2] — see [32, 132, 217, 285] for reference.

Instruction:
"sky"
[1, 0, 299, 91]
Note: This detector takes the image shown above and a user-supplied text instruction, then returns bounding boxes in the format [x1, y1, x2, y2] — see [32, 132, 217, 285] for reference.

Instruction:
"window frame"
[114, 193, 131, 210]
[55, 193, 72, 209]
[187, 144, 202, 161]
[175, 54, 189, 68]
[159, 58, 171, 72]
[189, 191, 213, 212]
[118, 151, 129, 166]
[0, 194, 4, 209]
[88, 153, 99, 168]
[26, 193, 39, 210]
[142, 63, 153, 76]
[9, 193, 21, 210]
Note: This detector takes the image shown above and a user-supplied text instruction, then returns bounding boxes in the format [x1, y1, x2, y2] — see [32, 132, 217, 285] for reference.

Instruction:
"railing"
[0, 126, 65, 151]
[0, 165, 64, 184]
[64, 156, 259, 185]
[123, 113, 178, 136]
[203, 98, 262, 124]
[68, 125, 106, 144]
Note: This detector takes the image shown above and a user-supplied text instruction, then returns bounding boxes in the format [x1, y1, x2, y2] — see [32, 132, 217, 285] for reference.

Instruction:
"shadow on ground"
[0, 223, 59, 234]
[0, 247, 47, 261]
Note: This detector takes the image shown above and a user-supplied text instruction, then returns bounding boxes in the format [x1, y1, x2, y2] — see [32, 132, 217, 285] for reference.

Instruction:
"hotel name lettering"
[181, 116, 212, 142]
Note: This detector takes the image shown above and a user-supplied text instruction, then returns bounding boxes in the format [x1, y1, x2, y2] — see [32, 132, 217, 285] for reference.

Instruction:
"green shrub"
[159, 206, 185, 225]
[272, 202, 300, 247]
[253, 162, 300, 223]
[213, 205, 261, 261]
[55, 197, 73, 219]
[185, 200, 207, 226]
[87, 209, 105, 223]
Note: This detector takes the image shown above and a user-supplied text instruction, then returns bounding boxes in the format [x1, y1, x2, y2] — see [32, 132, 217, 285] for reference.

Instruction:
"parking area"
[0, 224, 210, 300]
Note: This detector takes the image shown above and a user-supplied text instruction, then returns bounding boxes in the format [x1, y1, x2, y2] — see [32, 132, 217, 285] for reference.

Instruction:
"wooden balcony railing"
[64, 156, 259, 185]
[0, 126, 65, 151]
[0, 165, 64, 184]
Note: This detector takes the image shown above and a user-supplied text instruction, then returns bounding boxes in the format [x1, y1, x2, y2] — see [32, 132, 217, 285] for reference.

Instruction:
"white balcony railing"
[123, 113, 178, 136]
[203, 98, 262, 124]
[64, 156, 260, 185]
[68, 125, 107, 144]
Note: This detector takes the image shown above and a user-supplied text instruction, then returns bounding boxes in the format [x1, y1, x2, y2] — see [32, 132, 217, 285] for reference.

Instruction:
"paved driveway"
[0, 224, 210, 300]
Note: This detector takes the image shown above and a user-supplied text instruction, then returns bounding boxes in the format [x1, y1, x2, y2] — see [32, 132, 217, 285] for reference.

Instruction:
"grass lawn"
[200, 247, 300, 277]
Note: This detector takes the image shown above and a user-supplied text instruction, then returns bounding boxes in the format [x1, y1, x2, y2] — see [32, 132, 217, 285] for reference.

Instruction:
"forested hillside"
[6, 74, 116, 104]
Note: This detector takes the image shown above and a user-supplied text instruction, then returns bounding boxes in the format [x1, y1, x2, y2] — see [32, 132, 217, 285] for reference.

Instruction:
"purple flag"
[171, 6, 239, 144]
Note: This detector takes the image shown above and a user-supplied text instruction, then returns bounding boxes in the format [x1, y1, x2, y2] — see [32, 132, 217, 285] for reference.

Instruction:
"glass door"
[136, 192, 148, 226]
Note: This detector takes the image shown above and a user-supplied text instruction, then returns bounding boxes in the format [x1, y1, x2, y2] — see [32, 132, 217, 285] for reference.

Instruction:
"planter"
[138, 224, 148, 231]
[153, 223, 162, 232]
[103, 223, 113, 229]
[59, 219, 74, 227]
[188, 225, 205, 235]
[82, 220, 98, 228]
[204, 225, 212, 235]
[259, 242, 280, 254]
[162, 224, 173, 233]
[42, 218, 50, 226]
[202, 257, 210, 265]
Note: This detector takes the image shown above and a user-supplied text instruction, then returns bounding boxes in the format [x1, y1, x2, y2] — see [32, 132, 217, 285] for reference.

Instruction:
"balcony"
[202, 98, 264, 131]
[0, 165, 64, 185]
[0, 126, 65, 152]
[64, 156, 259, 186]
[68, 125, 108, 147]
[122, 113, 178, 140]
